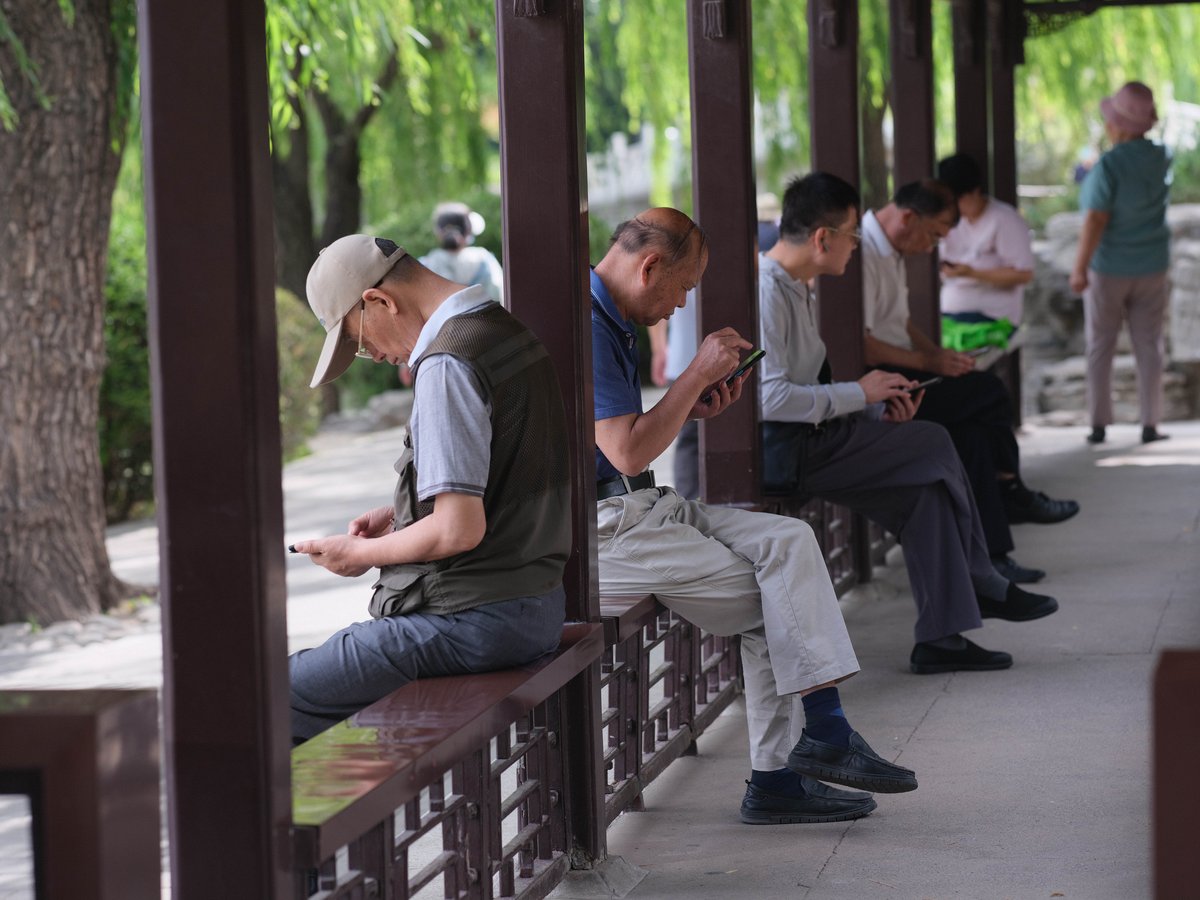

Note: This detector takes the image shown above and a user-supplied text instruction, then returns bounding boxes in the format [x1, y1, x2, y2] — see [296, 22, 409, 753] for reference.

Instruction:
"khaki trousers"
[1084, 269, 1170, 427]
[596, 488, 859, 771]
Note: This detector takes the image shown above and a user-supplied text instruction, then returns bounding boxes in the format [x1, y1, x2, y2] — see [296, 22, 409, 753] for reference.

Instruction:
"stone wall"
[1022, 204, 1200, 423]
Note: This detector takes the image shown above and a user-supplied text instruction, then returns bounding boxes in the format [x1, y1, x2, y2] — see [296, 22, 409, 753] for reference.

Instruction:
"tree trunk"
[0, 0, 128, 623]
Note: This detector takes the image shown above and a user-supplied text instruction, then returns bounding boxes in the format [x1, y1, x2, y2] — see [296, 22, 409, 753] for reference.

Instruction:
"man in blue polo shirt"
[590, 208, 918, 824]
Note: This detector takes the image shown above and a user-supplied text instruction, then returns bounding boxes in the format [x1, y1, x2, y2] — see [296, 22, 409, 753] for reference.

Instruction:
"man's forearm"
[863, 332, 927, 371]
[962, 266, 1033, 289]
[597, 372, 705, 475]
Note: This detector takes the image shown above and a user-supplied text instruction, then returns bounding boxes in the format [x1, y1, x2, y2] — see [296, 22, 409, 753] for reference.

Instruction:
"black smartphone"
[724, 348, 766, 386]
[702, 349, 766, 404]
[907, 376, 943, 394]
[287, 544, 298, 554]
[966, 346, 992, 358]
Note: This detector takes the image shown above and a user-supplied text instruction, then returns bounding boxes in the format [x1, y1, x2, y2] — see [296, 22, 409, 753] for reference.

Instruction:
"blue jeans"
[289, 587, 566, 742]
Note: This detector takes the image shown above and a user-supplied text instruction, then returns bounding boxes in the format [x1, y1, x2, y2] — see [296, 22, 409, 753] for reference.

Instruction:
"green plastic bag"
[940, 316, 1015, 351]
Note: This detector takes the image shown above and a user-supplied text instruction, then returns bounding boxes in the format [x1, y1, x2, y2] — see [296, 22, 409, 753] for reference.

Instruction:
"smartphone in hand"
[703, 348, 766, 404]
[724, 348, 765, 386]
[907, 376, 942, 394]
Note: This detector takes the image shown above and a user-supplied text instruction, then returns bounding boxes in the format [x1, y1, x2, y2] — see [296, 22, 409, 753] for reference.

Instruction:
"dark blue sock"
[750, 768, 808, 798]
[801, 686, 853, 746]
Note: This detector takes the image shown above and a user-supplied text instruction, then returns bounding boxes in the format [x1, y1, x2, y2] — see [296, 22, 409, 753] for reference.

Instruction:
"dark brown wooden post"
[808, 0, 866, 382]
[495, 0, 606, 866]
[687, 0, 761, 505]
[890, 0, 940, 344]
[1154, 650, 1200, 898]
[952, 0, 991, 177]
[138, 1, 293, 897]
[988, 0, 1021, 207]
[809, 0, 875, 583]
[988, 0, 1023, 423]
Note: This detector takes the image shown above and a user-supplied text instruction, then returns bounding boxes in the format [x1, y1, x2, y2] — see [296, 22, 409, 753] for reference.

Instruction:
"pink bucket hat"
[1100, 81, 1157, 136]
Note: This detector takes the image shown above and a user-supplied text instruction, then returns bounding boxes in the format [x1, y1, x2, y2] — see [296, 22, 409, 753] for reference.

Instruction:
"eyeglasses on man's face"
[827, 226, 862, 246]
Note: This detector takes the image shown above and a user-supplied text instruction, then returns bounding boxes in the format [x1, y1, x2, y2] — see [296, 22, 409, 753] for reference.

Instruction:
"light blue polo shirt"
[590, 269, 642, 481]
[1079, 139, 1171, 276]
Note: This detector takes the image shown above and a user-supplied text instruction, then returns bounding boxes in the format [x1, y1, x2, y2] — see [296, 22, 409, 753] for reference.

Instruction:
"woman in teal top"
[1070, 81, 1172, 445]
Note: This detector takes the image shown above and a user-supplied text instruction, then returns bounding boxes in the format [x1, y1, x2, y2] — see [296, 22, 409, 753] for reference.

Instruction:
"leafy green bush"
[100, 211, 152, 523]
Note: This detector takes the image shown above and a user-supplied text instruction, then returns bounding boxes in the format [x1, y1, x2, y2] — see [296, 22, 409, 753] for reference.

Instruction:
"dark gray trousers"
[763, 416, 997, 644]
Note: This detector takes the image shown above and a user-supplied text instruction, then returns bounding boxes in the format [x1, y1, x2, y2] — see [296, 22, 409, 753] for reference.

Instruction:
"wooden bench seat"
[598, 593, 660, 645]
[291, 621, 603, 871]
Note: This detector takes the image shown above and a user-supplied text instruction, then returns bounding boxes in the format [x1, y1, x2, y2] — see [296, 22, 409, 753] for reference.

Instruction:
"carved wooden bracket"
[817, 0, 844, 49]
[513, 0, 546, 16]
[703, 0, 726, 38]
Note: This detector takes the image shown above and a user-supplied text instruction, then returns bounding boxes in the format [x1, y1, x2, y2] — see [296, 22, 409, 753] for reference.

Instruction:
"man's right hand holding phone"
[858, 369, 924, 422]
[685, 328, 752, 419]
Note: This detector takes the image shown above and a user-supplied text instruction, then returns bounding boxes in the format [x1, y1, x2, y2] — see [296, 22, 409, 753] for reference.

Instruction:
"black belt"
[596, 471, 656, 500]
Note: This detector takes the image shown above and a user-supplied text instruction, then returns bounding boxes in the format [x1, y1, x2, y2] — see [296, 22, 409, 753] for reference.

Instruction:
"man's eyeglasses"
[354, 301, 372, 359]
[827, 226, 862, 246]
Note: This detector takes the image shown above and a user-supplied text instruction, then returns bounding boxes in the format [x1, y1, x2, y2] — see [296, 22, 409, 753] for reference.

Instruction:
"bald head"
[595, 208, 708, 326]
[607, 207, 707, 266]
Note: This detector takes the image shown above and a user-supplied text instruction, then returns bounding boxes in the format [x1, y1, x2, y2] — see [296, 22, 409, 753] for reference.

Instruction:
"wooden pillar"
[890, 0, 940, 343]
[952, 0, 991, 178]
[138, 0, 293, 897]
[811, 0, 873, 582]
[688, 0, 760, 505]
[1154, 651, 1200, 897]
[495, 0, 606, 866]
[809, 0, 866, 382]
[988, 0, 1021, 206]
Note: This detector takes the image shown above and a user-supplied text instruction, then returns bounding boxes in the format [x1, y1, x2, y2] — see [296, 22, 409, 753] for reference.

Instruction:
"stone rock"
[1035, 354, 1193, 424]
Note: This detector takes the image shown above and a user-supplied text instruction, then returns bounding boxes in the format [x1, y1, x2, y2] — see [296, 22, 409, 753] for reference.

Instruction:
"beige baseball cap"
[305, 235, 408, 387]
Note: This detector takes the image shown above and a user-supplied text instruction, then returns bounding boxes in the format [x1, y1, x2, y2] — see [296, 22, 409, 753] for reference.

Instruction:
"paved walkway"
[0, 415, 1196, 898]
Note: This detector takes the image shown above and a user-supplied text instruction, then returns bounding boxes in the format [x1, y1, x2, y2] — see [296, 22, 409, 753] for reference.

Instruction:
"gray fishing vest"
[368, 304, 571, 618]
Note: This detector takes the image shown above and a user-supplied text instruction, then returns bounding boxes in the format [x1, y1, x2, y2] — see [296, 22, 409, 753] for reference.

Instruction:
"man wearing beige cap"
[288, 235, 572, 743]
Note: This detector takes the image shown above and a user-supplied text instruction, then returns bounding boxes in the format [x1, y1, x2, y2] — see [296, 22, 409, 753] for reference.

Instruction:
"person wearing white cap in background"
[418, 202, 505, 304]
[1070, 81, 1173, 445]
[288, 235, 571, 743]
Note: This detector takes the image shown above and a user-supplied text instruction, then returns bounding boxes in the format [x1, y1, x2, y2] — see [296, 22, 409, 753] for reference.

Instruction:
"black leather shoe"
[739, 778, 877, 825]
[787, 730, 918, 794]
[910, 638, 1013, 674]
[978, 584, 1058, 622]
[1005, 487, 1080, 525]
[1087, 426, 1106, 444]
[991, 554, 1046, 584]
[1142, 427, 1169, 444]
